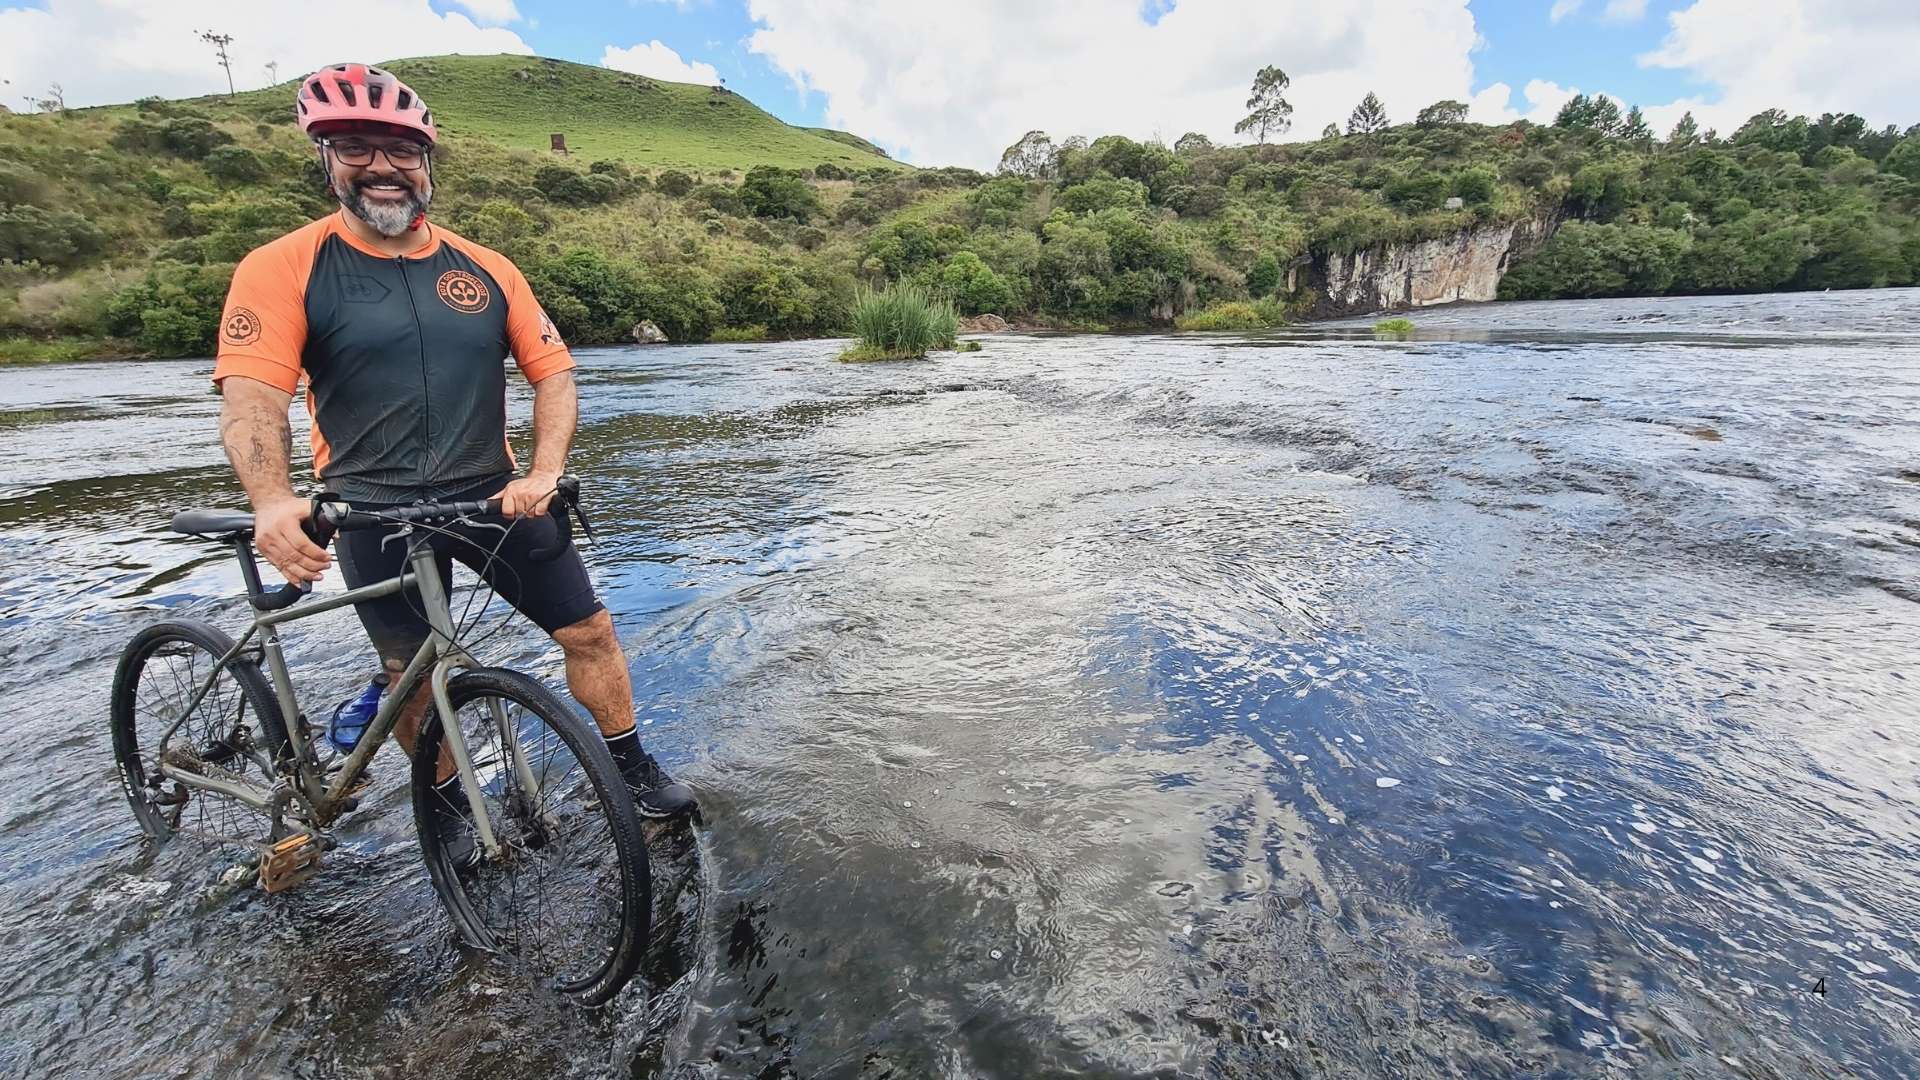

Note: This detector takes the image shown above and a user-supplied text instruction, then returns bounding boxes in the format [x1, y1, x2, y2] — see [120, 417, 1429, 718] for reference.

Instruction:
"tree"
[998, 130, 1056, 178]
[1233, 66, 1293, 145]
[1174, 132, 1213, 155]
[1346, 92, 1389, 135]
[1555, 94, 1623, 136]
[263, 60, 278, 88]
[1621, 105, 1652, 145]
[1246, 252, 1281, 296]
[1885, 136, 1920, 182]
[1666, 112, 1699, 148]
[1321, 123, 1340, 140]
[1416, 100, 1468, 128]
[198, 30, 236, 97]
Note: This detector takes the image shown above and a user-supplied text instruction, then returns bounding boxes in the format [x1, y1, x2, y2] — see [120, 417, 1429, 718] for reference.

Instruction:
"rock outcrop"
[958, 313, 1010, 333]
[1303, 213, 1559, 318]
[631, 320, 669, 345]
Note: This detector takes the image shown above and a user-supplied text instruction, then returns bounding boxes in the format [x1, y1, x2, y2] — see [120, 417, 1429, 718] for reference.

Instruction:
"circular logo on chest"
[222, 307, 262, 347]
[435, 269, 490, 314]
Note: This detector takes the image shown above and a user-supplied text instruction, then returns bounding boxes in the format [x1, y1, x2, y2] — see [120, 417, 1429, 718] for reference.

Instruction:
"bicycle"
[109, 475, 650, 1005]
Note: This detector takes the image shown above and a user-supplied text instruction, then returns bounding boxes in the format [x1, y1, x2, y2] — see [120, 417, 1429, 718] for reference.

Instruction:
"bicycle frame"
[153, 531, 547, 859]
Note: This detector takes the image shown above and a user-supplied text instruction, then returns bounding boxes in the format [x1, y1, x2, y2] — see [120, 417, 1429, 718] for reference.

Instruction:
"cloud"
[1468, 79, 1588, 125]
[1549, 0, 1583, 23]
[0, 0, 532, 108]
[745, 0, 1489, 166]
[446, 0, 521, 26]
[1640, 0, 1920, 132]
[599, 40, 721, 85]
[1600, 0, 1648, 21]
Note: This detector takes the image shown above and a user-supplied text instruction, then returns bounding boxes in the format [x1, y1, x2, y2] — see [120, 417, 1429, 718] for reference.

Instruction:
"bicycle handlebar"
[250, 475, 583, 611]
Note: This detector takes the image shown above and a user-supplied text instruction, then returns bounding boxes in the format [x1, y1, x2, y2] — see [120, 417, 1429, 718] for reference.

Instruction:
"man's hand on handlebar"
[254, 494, 331, 585]
[490, 469, 563, 519]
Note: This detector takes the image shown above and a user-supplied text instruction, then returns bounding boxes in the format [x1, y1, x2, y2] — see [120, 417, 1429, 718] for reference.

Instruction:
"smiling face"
[316, 125, 434, 238]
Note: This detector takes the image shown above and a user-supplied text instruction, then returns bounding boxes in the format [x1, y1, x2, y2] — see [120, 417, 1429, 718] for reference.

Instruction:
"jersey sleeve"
[499, 260, 575, 384]
[212, 242, 309, 394]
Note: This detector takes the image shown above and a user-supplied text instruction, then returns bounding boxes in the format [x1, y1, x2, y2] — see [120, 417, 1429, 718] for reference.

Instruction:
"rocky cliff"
[1300, 213, 1560, 318]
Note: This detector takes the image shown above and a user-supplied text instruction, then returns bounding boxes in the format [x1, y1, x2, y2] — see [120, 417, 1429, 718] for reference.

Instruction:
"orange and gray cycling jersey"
[213, 211, 574, 504]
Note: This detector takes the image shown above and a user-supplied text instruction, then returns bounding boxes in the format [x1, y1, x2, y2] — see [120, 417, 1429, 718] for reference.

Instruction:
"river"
[1, 289, 1917, 1078]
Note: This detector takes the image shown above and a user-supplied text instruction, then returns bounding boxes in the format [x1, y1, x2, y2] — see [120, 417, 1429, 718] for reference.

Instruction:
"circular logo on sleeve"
[222, 307, 262, 347]
[435, 270, 491, 314]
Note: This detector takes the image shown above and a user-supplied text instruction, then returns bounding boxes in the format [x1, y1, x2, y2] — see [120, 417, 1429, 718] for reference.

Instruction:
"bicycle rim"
[111, 621, 286, 847]
[412, 668, 649, 1003]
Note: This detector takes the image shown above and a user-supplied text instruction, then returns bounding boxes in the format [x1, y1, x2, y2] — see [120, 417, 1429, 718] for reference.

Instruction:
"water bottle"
[326, 672, 390, 753]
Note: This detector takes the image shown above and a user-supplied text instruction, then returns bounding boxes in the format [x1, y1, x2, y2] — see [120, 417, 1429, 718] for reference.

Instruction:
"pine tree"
[1666, 111, 1699, 148]
[1621, 105, 1652, 144]
[1346, 92, 1389, 135]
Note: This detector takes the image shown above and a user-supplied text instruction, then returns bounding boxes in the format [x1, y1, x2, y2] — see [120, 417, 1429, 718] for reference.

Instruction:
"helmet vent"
[308, 80, 329, 105]
[367, 82, 383, 109]
[396, 89, 412, 110]
[334, 80, 356, 107]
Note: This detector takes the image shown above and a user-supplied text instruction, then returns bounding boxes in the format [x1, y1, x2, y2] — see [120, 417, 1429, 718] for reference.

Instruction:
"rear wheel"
[110, 620, 290, 846]
[411, 667, 650, 1005]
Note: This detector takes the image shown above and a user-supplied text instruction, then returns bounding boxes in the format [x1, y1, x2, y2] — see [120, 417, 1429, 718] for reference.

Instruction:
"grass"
[1373, 317, 1416, 337]
[1175, 299, 1288, 331]
[839, 284, 958, 361]
[0, 336, 129, 364]
[709, 325, 770, 342]
[149, 54, 903, 172]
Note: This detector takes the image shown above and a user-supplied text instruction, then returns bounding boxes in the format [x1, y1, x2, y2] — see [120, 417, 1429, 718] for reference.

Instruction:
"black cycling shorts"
[334, 474, 604, 662]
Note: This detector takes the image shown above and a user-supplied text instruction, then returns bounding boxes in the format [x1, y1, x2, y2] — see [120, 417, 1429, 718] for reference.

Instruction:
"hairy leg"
[551, 609, 636, 738]
[383, 655, 457, 784]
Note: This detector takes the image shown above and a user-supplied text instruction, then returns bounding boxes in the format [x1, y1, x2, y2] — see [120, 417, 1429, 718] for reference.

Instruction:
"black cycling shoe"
[606, 728, 697, 819]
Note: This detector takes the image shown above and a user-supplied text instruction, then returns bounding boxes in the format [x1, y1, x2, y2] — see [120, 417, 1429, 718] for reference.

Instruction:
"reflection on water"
[2, 289, 1918, 1078]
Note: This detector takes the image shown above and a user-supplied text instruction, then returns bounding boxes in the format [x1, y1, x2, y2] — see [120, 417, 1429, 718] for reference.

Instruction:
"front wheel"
[411, 668, 650, 1005]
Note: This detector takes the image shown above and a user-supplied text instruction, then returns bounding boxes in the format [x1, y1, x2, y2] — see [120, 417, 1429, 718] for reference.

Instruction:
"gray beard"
[342, 179, 430, 237]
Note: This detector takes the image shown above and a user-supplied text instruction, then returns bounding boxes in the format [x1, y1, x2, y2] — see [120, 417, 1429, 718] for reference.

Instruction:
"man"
[213, 62, 694, 823]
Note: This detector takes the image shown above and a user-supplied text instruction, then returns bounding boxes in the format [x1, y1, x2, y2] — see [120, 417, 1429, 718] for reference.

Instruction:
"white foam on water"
[1631, 821, 1658, 835]
[1433, 756, 1453, 766]
[1689, 856, 1717, 874]
[1546, 785, 1567, 801]
[1291, 754, 1308, 762]
[1376, 777, 1401, 789]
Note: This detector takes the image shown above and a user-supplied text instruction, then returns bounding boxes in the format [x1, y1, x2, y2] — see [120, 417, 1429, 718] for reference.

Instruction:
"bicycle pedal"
[259, 834, 323, 894]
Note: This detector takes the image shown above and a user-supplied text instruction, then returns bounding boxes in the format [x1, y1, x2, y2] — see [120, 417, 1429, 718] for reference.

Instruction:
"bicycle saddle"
[171, 509, 255, 537]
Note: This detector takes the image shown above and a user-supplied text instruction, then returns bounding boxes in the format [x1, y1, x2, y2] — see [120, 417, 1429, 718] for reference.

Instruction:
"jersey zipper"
[395, 256, 432, 498]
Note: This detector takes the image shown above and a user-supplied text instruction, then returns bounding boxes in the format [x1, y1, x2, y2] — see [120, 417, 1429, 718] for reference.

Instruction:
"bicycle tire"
[410, 667, 650, 1005]
[110, 619, 290, 845]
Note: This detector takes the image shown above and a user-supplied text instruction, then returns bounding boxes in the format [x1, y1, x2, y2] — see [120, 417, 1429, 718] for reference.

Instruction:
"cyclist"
[211, 63, 694, 823]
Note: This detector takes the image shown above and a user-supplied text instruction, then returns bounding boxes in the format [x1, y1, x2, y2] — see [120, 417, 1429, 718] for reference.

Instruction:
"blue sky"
[5, 1, 1915, 167]
[512, 0, 1702, 134]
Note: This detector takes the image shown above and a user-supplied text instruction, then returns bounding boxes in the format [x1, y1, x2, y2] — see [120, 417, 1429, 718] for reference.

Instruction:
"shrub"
[1498, 221, 1692, 299]
[1373, 317, 1415, 337]
[204, 146, 267, 186]
[534, 165, 622, 206]
[939, 251, 1014, 314]
[654, 170, 695, 197]
[813, 163, 848, 181]
[0, 206, 106, 268]
[1174, 299, 1285, 330]
[1384, 171, 1449, 212]
[1057, 177, 1148, 214]
[841, 283, 957, 360]
[740, 166, 821, 220]
[1246, 252, 1282, 296]
[1452, 166, 1498, 206]
[691, 183, 744, 215]
[104, 262, 235, 356]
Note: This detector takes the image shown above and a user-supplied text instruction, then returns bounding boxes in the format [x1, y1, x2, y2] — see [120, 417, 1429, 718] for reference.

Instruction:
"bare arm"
[496, 369, 577, 517]
[528, 368, 578, 479]
[218, 375, 298, 506]
[218, 376, 329, 583]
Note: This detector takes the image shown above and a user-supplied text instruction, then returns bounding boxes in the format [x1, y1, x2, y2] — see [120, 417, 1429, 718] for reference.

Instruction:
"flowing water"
[1, 289, 1918, 1078]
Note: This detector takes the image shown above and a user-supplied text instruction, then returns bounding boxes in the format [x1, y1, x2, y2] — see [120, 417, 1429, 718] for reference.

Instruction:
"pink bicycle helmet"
[296, 63, 437, 144]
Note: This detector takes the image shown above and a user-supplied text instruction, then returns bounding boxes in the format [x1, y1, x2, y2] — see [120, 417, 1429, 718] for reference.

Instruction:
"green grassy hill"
[110, 54, 900, 173]
[4, 61, 1917, 363]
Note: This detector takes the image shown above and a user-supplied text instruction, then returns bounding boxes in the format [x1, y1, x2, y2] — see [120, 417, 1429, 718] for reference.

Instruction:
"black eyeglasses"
[320, 138, 427, 170]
